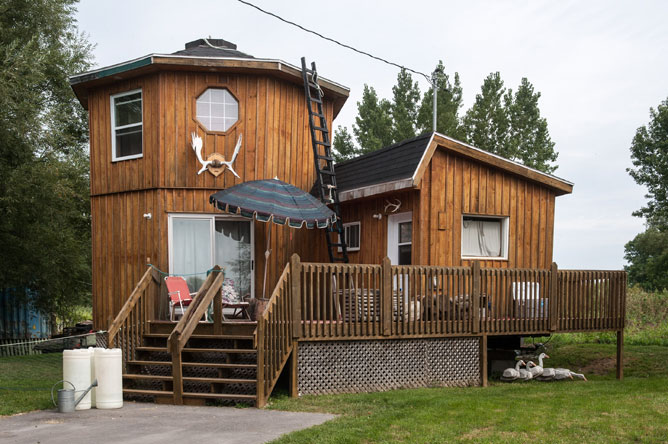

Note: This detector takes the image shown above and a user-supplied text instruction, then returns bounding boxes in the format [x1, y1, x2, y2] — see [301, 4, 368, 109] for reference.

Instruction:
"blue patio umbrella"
[210, 178, 336, 298]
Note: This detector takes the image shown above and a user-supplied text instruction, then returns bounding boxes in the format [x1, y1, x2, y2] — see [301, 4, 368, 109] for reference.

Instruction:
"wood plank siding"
[418, 149, 556, 269]
[338, 149, 556, 271]
[89, 71, 334, 327]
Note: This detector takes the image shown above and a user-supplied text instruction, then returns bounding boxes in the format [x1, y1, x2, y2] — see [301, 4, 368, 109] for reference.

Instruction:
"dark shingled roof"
[335, 133, 432, 192]
[172, 38, 254, 59]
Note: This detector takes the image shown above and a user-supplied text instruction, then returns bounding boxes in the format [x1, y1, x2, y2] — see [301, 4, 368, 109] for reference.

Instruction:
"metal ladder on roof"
[300, 57, 348, 263]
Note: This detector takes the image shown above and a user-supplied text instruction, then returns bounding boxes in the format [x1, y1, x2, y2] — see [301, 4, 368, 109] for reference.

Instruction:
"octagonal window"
[196, 88, 238, 132]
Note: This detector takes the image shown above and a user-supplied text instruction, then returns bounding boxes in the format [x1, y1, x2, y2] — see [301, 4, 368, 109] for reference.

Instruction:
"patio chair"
[165, 276, 207, 322]
[221, 279, 251, 321]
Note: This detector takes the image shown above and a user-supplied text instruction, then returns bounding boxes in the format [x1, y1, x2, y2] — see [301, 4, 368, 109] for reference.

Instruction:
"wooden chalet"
[70, 38, 627, 407]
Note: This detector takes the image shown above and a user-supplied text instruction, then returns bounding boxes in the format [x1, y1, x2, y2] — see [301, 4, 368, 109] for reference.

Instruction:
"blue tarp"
[0, 289, 50, 340]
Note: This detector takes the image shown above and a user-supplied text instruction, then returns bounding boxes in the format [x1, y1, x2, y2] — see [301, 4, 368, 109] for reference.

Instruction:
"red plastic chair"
[165, 276, 205, 321]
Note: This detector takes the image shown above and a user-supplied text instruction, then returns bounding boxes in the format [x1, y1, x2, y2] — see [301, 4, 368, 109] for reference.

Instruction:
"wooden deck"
[106, 256, 626, 407]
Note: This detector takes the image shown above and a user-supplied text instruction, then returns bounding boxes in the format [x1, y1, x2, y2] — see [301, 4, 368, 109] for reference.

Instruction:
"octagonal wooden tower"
[71, 39, 349, 327]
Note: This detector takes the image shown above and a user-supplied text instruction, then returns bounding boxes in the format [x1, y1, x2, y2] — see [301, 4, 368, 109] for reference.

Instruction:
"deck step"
[143, 333, 254, 341]
[127, 360, 257, 369]
[136, 346, 169, 353]
[182, 362, 256, 369]
[184, 376, 256, 384]
[123, 388, 173, 397]
[127, 360, 172, 366]
[123, 374, 171, 381]
[123, 374, 256, 384]
[182, 347, 256, 354]
[183, 392, 256, 401]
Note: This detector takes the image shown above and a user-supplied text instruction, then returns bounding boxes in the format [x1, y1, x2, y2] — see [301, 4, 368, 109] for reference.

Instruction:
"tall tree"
[0, 0, 93, 325]
[390, 69, 421, 142]
[352, 84, 393, 153]
[506, 78, 558, 173]
[624, 227, 668, 291]
[626, 97, 668, 227]
[463, 72, 511, 158]
[332, 125, 357, 163]
[624, 97, 668, 290]
[417, 61, 465, 139]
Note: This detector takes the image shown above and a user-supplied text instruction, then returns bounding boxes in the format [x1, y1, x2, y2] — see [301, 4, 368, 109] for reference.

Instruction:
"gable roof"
[335, 132, 573, 201]
[335, 133, 432, 195]
[69, 39, 349, 116]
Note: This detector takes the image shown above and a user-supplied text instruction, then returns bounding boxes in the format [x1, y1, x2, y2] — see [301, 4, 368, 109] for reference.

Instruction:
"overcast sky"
[75, 0, 668, 270]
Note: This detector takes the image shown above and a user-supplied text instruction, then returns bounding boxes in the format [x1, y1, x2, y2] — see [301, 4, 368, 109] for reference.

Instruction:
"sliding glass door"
[169, 214, 254, 298]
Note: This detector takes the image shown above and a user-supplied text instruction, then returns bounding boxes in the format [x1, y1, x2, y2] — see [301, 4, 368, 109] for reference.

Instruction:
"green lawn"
[3, 344, 668, 443]
[0, 353, 62, 416]
[268, 344, 668, 443]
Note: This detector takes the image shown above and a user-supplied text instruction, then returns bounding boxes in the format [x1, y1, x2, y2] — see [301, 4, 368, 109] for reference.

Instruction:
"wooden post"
[480, 334, 488, 387]
[290, 254, 302, 339]
[213, 279, 222, 335]
[472, 261, 481, 334]
[169, 336, 183, 405]
[381, 257, 392, 336]
[550, 262, 558, 331]
[616, 329, 624, 380]
[289, 341, 299, 398]
[256, 319, 265, 407]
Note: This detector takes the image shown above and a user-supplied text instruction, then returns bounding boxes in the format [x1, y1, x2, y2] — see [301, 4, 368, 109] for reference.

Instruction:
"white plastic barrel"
[63, 349, 92, 410]
[88, 347, 99, 407]
[94, 348, 123, 409]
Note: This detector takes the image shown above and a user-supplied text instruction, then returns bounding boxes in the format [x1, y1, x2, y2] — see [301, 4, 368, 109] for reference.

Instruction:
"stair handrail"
[168, 266, 224, 349]
[256, 261, 293, 407]
[167, 266, 224, 404]
[108, 266, 159, 348]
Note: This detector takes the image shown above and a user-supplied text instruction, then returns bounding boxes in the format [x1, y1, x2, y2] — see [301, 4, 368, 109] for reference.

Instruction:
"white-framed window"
[196, 88, 239, 132]
[168, 214, 254, 298]
[338, 221, 361, 252]
[461, 214, 509, 260]
[110, 89, 143, 161]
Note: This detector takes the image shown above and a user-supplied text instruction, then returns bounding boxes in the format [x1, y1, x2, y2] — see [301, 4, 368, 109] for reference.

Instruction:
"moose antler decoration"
[191, 132, 242, 178]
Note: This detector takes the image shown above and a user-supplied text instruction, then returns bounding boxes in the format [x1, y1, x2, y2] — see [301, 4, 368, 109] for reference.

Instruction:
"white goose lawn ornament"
[191, 132, 242, 178]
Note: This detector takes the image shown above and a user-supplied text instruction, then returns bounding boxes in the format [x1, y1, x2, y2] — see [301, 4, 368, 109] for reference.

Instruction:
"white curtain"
[462, 219, 502, 257]
[172, 218, 212, 290]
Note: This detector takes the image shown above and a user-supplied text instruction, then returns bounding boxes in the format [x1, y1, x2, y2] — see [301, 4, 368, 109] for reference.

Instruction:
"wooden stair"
[122, 321, 259, 406]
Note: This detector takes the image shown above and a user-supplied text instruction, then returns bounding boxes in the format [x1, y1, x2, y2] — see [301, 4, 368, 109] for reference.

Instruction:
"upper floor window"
[461, 215, 509, 260]
[196, 88, 239, 132]
[111, 89, 143, 161]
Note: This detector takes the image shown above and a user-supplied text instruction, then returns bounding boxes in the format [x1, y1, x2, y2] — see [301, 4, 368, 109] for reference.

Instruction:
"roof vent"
[185, 38, 237, 50]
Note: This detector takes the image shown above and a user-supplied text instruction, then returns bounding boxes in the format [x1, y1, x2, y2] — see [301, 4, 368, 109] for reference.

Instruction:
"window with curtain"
[169, 215, 253, 297]
[171, 218, 212, 290]
[461, 216, 508, 259]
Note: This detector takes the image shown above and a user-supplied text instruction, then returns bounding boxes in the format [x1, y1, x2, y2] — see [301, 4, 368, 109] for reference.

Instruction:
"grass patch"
[0, 353, 62, 416]
[268, 343, 668, 443]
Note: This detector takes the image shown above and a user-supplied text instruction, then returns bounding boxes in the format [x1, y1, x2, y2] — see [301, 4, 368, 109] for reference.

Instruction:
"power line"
[236, 0, 433, 83]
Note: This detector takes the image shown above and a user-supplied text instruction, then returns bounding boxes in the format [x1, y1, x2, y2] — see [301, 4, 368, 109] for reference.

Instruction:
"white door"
[387, 212, 412, 303]
[387, 212, 412, 265]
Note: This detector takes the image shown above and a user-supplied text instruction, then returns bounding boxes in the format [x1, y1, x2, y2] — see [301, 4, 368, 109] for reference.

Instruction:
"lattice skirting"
[298, 337, 480, 395]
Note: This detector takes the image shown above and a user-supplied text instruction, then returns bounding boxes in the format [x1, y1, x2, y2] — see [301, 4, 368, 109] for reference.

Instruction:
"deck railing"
[167, 266, 224, 404]
[256, 261, 293, 408]
[291, 257, 626, 340]
[107, 267, 160, 368]
[557, 270, 627, 332]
